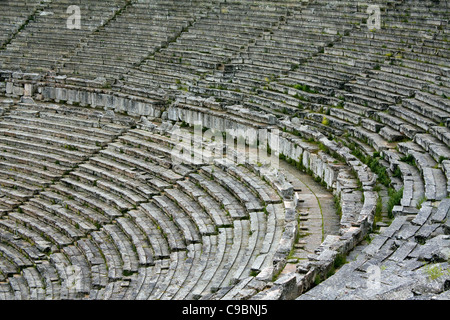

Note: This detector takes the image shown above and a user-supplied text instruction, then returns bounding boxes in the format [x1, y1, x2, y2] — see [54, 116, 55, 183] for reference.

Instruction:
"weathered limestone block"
[410, 235, 450, 262]
[442, 160, 450, 194]
[255, 266, 275, 282]
[277, 221, 298, 256]
[273, 273, 298, 300]
[19, 96, 36, 104]
[78, 90, 89, 106]
[336, 169, 359, 194]
[55, 87, 68, 102]
[1, 99, 13, 107]
[361, 118, 383, 132]
[423, 167, 448, 201]
[431, 198, 450, 223]
[411, 203, 434, 226]
[24, 83, 34, 96]
[310, 249, 338, 277]
[11, 85, 24, 97]
[112, 95, 127, 114]
[323, 163, 340, 190]
[66, 89, 79, 104]
[340, 191, 363, 232]
[379, 126, 404, 142]
[250, 286, 283, 300]
[430, 126, 450, 147]
[354, 164, 377, 188]
[359, 191, 377, 227]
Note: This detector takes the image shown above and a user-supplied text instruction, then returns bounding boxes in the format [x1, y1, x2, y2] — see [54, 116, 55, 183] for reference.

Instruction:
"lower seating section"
[0, 112, 288, 299]
[0, 0, 127, 73]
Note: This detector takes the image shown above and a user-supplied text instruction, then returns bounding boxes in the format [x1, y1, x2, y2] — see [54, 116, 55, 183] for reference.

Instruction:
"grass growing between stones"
[326, 253, 348, 278]
[387, 187, 404, 218]
[423, 264, 450, 281]
[333, 194, 342, 218]
[416, 196, 427, 210]
[374, 194, 383, 225]
[342, 140, 391, 187]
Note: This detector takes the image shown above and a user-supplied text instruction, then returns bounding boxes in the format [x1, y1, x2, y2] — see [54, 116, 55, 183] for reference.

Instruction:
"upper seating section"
[59, 0, 217, 81]
[0, 0, 127, 73]
[119, 0, 304, 99]
[0, 0, 42, 48]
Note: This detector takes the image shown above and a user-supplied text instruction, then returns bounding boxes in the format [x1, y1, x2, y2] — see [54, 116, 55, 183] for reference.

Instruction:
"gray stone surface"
[0, 0, 449, 301]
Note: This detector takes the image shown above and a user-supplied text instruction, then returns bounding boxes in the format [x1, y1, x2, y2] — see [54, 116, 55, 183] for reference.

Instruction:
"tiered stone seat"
[188, 172, 248, 220]
[397, 140, 448, 201]
[177, 179, 232, 228]
[190, 1, 368, 115]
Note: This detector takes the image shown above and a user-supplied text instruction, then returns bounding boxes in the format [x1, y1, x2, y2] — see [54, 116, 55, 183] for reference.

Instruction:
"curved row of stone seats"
[152, 195, 202, 245]
[116, 127, 205, 169]
[396, 141, 448, 201]
[148, 130, 288, 297]
[176, 179, 232, 228]
[217, 159, 283, 205]
[0, 0, 43, 48]
[184, 172, 274, 290]
[227, 5, 448, 162]
[341, 99, 449, 217]
[0, 0, 448, 301]
[132, 149, 284, 298]
[0, 0, 127, 73]
[188, 172, 247, 220]
[287, 0, 368, 35]
[0, 102, 146, 298]
[208, 158, 291, 270]
[260, 118, 442, 299]
[0, 242, 34, 282]
[202, 124, 378, 300]
[0, 101, 131, 213]
[195, 167, 284, 281]
[0, 210, 157, 299]
[200, 165, 264, 212]
[59, 0, 216, 81]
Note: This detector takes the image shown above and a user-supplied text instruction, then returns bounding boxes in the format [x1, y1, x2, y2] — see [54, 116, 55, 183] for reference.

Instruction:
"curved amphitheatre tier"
[0, 0, 449, 300]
